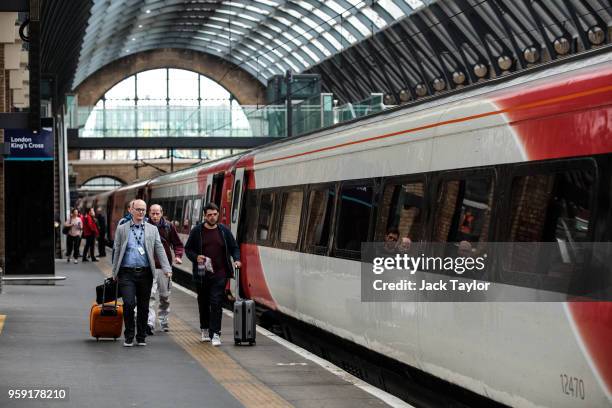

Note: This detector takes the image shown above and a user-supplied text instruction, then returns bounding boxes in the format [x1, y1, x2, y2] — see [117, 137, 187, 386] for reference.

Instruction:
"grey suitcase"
[233, 267, 256, 345]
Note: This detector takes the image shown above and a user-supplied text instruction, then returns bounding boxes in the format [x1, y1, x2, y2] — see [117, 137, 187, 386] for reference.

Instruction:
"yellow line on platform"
[170, 317, 293, 408]
[0, 315, 6, 334]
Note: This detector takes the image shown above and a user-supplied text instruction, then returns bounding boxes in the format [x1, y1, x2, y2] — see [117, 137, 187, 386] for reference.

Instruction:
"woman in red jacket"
[82, 207, 100, 262]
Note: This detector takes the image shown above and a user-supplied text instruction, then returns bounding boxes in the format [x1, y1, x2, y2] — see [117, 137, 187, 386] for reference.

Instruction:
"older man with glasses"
[112, 199, 171, 347]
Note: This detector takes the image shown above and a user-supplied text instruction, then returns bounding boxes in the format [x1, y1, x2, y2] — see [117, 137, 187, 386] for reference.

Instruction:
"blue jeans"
[118, 269, 153, 341]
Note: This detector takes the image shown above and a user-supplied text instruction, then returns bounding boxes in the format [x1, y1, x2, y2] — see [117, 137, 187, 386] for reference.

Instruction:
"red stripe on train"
[240, 243, 277, 310]
[496, 67, 612, 395]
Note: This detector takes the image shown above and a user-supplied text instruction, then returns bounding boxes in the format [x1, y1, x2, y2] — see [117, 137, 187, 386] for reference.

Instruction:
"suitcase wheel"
[113, 337, 118, 341]
[96, 337, 100, 341]
[234, 340, 240, 346]
[249, 341, 255, 346]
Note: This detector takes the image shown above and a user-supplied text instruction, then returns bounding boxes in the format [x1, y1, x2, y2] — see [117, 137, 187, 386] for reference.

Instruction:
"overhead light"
[588, 26, 605, 45]
[384, 94, 396, 105]
[125, 49, 130, 52]
[554, 37, 570, 55]
[523, 46, 539, 64]
[432, 78, 446, 92]
[497, 55, 512, 71]
[473, 63, 488, 79]
[452, 71, 466, 85]
[399, 89, 411, 102]
[132, 38, 136, 41]
[146, 9, 151, 14]
[138, 24, 143, 28]
[415, 83, 427, 97]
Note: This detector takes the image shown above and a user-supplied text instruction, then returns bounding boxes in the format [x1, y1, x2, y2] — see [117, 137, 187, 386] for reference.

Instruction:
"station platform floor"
[0, 258, 409, 408]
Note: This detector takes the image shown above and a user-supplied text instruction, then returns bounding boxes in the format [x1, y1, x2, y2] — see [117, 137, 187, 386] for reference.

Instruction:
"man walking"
[112, 199, 171, 347]
[147, 204, 184, 334]
[185, 203, 241, 347]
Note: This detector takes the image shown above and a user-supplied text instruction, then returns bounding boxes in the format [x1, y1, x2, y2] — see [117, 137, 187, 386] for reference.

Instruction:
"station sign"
[4, 128, 53, 161]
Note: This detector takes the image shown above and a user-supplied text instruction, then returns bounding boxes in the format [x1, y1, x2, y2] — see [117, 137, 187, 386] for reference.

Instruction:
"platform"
[0, 259, 405, 408]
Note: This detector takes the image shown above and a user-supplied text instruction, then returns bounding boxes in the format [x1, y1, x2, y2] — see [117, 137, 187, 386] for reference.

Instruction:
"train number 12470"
[560, 374, 585, 400]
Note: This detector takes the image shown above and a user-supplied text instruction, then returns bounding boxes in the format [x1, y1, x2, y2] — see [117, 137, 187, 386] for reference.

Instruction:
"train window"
[231, 180, 242, 223]
[433, 177, 493, 245]
[257, 192, 276, 243]
[175, 199, 184, 228]
[279, 191, 304, 245]
[166, 200, 176, 223]
[243, 190, 259, 243]
[335, 183, 374, 255]
[192, 198, 202, 226]
[183, 199, 192, 233]
[376, 181, 425, 242]
[503, 168, 594, 281]
[304, 187, 335, 254]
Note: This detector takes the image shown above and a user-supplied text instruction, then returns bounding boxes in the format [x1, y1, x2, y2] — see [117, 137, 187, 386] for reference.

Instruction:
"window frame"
[301, 182, 339, 256]
[332, 178, 377, 260]
[376, 174, 428, 243]
[255, 188, 280, 247]
[274, 187, 306, 250]
[429, 167, 498, 244]
[497, 158, 599, 293]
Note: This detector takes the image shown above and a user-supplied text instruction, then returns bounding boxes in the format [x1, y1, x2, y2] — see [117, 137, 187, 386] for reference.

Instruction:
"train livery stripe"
[498, 69, 612, 399]
[254, 82, 612, 167]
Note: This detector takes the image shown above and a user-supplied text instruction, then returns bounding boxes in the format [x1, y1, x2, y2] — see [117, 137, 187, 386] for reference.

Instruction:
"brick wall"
[507, 174, 553, 273]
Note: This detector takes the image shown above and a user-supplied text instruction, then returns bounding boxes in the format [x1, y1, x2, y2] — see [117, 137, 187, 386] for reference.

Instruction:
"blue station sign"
[4, 128, 54, 161]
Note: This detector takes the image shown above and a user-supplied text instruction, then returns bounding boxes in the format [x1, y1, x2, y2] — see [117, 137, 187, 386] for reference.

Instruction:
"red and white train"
[88, 50, 612, 407]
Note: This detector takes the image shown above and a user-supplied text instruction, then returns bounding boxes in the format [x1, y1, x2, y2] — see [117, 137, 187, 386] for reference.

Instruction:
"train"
[83, 49, 612, 407]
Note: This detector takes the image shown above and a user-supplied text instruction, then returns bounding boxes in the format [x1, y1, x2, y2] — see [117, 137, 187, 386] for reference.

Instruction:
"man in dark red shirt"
[185, 203, 241, 346]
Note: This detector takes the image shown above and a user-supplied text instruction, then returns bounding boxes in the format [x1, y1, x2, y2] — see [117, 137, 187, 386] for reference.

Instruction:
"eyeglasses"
[133, 208, 146, 213]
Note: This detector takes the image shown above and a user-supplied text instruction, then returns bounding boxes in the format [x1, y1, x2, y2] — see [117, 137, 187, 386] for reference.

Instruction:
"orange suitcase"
[90, 301, 123, 340]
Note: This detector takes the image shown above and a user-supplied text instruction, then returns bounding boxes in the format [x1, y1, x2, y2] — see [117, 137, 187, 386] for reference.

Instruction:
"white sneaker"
[201, 330, 211, 342]
[73, 259, 78, 264]
[211, 333, 221, 347]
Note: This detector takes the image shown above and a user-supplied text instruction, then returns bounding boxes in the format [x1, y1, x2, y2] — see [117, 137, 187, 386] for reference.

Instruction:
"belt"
[119, 266, 151, 273]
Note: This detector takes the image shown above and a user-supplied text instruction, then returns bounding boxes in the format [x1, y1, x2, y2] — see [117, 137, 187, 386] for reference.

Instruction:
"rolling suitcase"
[90, 279, 123, 341]
[233, 267, 256, 346]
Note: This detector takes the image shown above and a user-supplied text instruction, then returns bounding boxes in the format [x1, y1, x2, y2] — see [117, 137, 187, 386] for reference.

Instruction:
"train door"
[230, 168, 246, 237]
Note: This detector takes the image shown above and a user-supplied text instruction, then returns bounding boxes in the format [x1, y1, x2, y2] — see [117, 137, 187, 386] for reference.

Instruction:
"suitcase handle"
[234, 267, 241, 302]
[101, 277, 119, 310]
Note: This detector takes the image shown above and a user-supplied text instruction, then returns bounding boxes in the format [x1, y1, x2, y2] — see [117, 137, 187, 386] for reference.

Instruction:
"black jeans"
[66, 236, 81, 259]
[82, 235, 96, 260]
[97, 236, 106, 256]
[118, 269, 153, 341]
[196, 276, 227, 336]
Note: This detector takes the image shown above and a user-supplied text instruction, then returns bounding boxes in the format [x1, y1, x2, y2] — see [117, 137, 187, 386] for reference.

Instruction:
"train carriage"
[97, 50, 612, 408]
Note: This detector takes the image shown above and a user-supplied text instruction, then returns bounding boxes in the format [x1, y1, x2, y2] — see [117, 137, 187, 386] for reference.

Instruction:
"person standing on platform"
[82, 207, 99, 262]
[185, 203, 241, 347]
[146, 204, 184, 334]
[64, 208, 83, 264]
[96, 207, 107, 258]
[112, 199, 171, 347]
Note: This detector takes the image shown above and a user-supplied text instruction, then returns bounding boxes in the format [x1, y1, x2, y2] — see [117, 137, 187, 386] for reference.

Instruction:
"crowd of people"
[63, 207, 106, 263]
[69, 199, 240, 349]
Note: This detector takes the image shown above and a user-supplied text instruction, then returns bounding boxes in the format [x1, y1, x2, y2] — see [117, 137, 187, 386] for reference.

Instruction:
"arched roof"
[72, 0, 428, 88]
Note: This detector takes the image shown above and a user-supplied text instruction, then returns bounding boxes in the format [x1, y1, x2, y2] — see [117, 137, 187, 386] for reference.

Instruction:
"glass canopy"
[73, 0, 428, 87]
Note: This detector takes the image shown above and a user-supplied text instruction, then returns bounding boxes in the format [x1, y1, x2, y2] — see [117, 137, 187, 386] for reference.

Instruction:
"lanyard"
[131, 224, 144, 247]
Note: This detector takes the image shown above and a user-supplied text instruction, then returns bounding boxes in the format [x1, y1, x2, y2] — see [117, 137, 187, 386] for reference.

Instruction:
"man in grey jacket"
[112, 199, 171, 347]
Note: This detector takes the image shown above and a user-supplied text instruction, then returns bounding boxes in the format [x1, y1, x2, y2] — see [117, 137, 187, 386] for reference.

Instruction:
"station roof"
[72, 0, 430, 88]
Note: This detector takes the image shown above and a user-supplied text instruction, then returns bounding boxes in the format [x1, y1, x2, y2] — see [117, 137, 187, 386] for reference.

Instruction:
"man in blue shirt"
[112, 199, 171, 347]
